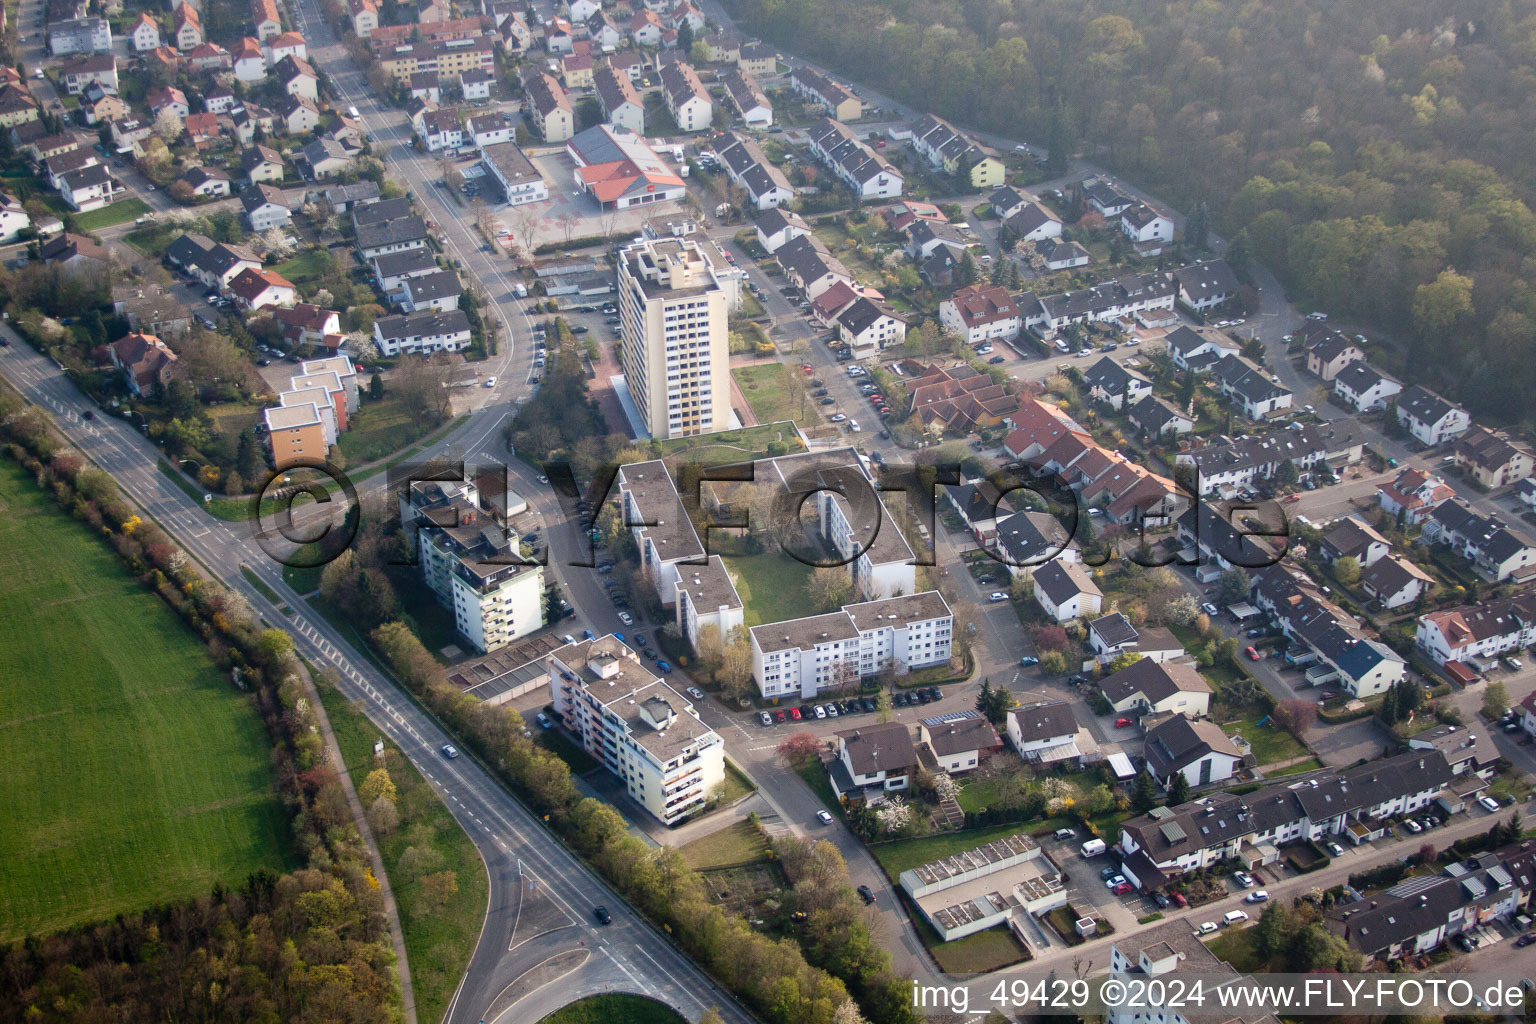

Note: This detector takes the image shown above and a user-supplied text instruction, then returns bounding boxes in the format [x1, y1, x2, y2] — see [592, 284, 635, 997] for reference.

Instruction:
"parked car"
[618, 611, 634, 626]
[1480, 795, 1503, 812]
[1516, 934, 1536, 948]
[1112, 881, 1133, 895]
[1195, 921, 1218, 935]
[1019, 655, 1039, 666]
[687, 686, 705, 700]
[989, 591, 1008, 602]
[1245, 890, 1270, 904]
[1114, 717, 1133, 728]
[817, 810, 834, 825]
[1170, 892, 1188, 908]
[1054, 828, 1076, 841]
[857, 885, 876, 905]
[774, 710, 787, 723]
[1244, 646, 1261, 661]
[814, 704, 826, 719]
[1326, 842, 1346, 857]
[788, 706, 802, 721]
[760, 712, 773, 726]
[1403, 818, 1423, 834]
[1104, 874, 1127, 889]
[1233, 870, 1255, 888]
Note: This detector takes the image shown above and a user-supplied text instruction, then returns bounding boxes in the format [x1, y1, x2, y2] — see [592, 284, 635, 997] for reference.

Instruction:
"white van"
[348, 105, 361, 119]
[1223, 910, 1249, 926]
[1080, 838, 1106, 857]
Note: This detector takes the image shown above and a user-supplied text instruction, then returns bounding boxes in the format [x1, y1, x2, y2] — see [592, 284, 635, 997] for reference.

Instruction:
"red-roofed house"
[1002, 399, 1086, 461]
[172, 2, 202, 50]
[905, 362, 1020, 434]
[110, 332, 178, 396]
[1378, 468, 1455, 526]
[939, 283, 1021, 345]
[273, 303, 342, 347]
[228, 267, 297, 310]
[567, 124, 685, 210]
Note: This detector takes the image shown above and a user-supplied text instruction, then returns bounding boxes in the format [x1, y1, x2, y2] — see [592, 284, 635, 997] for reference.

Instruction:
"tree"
[255, 628, 294, 667]
[153, 106, 184, 144]
[1288, 922, 1362, 972]
[1186, 202, 1209, 250]
[1273, 458, 1299, 488]
[777, 732, 822, 769]
[418, 870, 459, 908]
[1167, 772, 1190, 806]
[1333, 555, 1361, 586]
[954, 250, 978, 286]
[716, 633, 755, 704]
[1252, 902, 1292, 961]
[367, 795, 399, 834]
[236, 428, 264, 480]
[1273, 699, 1318, 737]
[1214, 566, 1251, 607]
[1033, 625, 1070, 652]
[676, 19, 695, 55]
[1131, 770, 1158, 812]
[875, 690, 893, 723]
[368, 371, 384, 400]
[1483, 680, 1510, 720]
[1044, 108, 1071, 177]
[1380, 687, 1399, 725]
[976, 678, 1016, 724]
[360, 767, 397, 806]
[807, 566, 852, 612]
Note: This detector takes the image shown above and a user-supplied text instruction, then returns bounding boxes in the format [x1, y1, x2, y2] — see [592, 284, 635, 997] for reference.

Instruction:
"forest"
[726, 0, 1536, 419]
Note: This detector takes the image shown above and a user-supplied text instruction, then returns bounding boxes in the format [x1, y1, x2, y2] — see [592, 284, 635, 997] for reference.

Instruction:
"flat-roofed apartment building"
[377, 36, 496, 83]
[479, 141, 549, 206]
[400, 477, 546, 653]
[616, 236, 731, 439]
[548, 635, 724, 824]
[750, 590, 953, 699]
[263, 354, 360, 469]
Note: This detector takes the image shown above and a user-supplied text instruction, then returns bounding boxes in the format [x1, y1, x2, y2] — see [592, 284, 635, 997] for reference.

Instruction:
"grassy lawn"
[0, 459, 292, 939]
[957, 774, 1014, 813]
[715, 757, 756, 805]
[71, 198, 151, 232]
[123, 221, 181, 257]
[1266, 757, 1325, 778]
[651, 421, 806, 465]
[337, 394, 442, 464]
[719, 547, 816, 626]
[870, 824, 1038, 878]
[905, 898, 1030, 973]
[795, 761, 841, 817]
[274, 247, 336, 290]
[731, 363, 812, 427]
[1205, 924, 1267, 972]
[538, 995, 685, 1024]
[1224, 716, 1308, 765]
[678, 819, 769, 870]
[313, 672, 487, 1024]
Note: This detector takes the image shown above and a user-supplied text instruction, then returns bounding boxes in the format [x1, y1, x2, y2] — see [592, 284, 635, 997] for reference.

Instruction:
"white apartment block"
[616, 236, 731, 439]
[402, 479, 546, 653]
[750, 591, 952, 699]
[548, 637, 725, 825]
[673, 554, 745, 649]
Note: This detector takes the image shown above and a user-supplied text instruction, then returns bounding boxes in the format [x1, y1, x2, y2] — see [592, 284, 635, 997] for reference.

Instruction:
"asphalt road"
[0, 325, 751, 1024]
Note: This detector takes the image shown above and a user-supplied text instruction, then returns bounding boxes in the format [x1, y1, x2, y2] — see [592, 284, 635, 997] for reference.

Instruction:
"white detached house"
[1396, 384, 1471, 446]
[1333, 360, 1402, 413]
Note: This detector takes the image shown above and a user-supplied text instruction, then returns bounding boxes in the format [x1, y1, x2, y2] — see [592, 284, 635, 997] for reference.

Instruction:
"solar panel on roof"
[1159, 821, 1187, 843]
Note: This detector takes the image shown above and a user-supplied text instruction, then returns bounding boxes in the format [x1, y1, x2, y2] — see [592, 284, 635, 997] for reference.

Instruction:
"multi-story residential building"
[57, 54, 117, 95]
[828, 721, 916, 801]
[714, 132, 793, 211]
[481, 141, 549, 206]
[749, 592, 953, 700]
[1116, 750, 1454, 888]
[1333, 359, 1402, 412]
[373, 309, 472, 356]
[373, 248, 442, 295]
[720, 67, 772, 128]
[1083, 355, 1153, 411]
[1251, 564, 1407, 696]
[1144, 714, 1244, 789]
[1396, 384, 1471, 446]
[774, 232, 854, 300]
[548, 636, 723, 824]
[228, 267, 296, 310]
[109, 331, 176, 397]
[1119, 202, 1174, 254]
[263, 401, 326, 468]
[48, 17, 111, 56]
[1421, 499, 1536, 582]
[835, 297, 905, 356]
[1456, 425, 1535, 490]
[805, 118, 903, 199]
[252, 0, 282, 40]
[522, 69, 573, 142]
[1175, 421, 1365, 497]
[1108, 920, 1281, 1024]
[1377, 466, 1455, 525]
[377, 38, 497, 84]
[1005, 700, 1080, 765]
[402, 477, 546, 653]
[1028, 270, 1177, 332]
[659, 60, 711, 133]
[1164, 324, 1240, 373]
[568, 125, 685, 210]
[1031, 559, 1102, 623]
[593, 65, 644, 135]
[615, 459, 708, 606]
[616, 236, 732, 439]
[1300, 323, 1365, 381]
[673, 555, 744, 650]
[398, 269, 462, 312]
[1417, 594, 1536, 668]
[939, 283, 1021, 345]
[755, 207, 810, 254]
[789, 66, 861, 120]
[1212, 353, 1293, 419]
[241, 184, 290, 231]
[1171, 258, 1239, 313]
[355, 216, 429, 261]
[909, 113, 1003, 188]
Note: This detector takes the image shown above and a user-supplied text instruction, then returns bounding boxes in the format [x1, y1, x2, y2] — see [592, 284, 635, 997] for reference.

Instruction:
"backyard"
[1224, 715, 1309, 766]
[0, 459, 292, 939]
[679, 819, 770, 871]
[718, 543, 817, 626]
[72, 198, 151, 232]
[732, 363, 813, 428]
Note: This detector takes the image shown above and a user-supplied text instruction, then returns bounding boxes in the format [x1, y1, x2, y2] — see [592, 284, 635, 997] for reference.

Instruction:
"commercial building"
[615, 236, 732, 438]
[567, 125, 686, 210]
[480, 141, 549, 206]
[547, 636, 724, 825]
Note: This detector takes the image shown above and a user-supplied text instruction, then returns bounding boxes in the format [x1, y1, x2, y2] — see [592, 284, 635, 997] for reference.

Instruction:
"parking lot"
[752, 685, 950, 728]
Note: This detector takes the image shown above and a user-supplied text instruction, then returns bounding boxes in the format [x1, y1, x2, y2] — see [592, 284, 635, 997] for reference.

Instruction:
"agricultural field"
[0, 459, 291, 939]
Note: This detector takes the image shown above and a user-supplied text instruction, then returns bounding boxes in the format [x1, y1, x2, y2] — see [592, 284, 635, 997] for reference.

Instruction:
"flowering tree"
[874, 796, 912, 834]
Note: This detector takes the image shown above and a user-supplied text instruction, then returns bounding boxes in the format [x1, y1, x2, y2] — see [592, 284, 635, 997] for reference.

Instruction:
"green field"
[679, 819, 770, 871]
[731, 363, 812, 427]
[314, 672, 487, 1024]
[0, 459, 292, 939]
[337, 393, 441, 463]
[71, 198, 151, 232]
[719, 547, 815, 626]
[870, 824, 1040, 878]
[538, 994, 686, 1024]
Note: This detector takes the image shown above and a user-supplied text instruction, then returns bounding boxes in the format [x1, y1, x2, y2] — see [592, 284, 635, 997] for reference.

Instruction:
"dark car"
[857, 885, 875, 905]
[1516, 934, 1536, 948]
[82, 410, 94, 419]
[594, 906, 611, 925]
[860, 697, 877, 713]
[1153, 892, 1170, 909]
[819, 397, 836, 405]
[813, 388, 829, 397]
[988, 355, 1006, 364]
[570, 325, 590, 334]
[893, 692, 909, 707]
